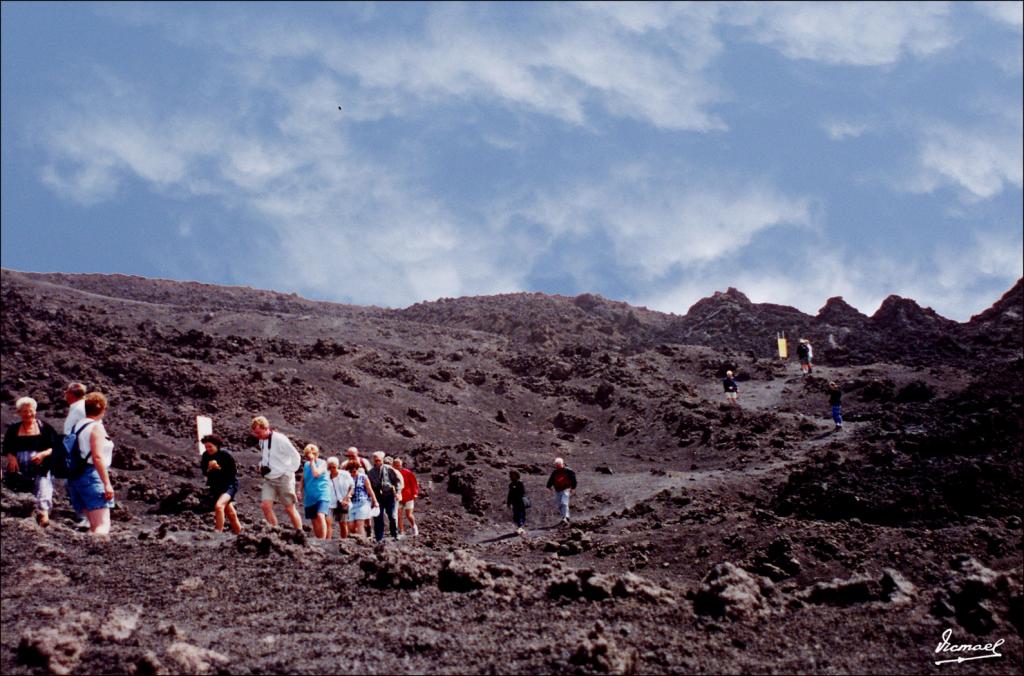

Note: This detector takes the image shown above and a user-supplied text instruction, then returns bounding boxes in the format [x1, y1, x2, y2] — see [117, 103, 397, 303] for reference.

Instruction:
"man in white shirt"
[63, 382, 87, 435]
[63, 382, 89, 527]
[252, 416, 302, 530]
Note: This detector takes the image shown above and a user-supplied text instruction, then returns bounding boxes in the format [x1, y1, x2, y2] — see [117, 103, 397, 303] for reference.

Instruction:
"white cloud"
[116, 3, 727, 132]
[823, 120, 870, 140]
[975, 1, 1024, 29]
[730, 2, 957, 66]
[909, 119, 1024, 200]
[524, 166, 813, 282]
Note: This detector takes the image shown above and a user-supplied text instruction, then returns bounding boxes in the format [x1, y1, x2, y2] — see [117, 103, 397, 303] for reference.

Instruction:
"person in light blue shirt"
[299, 444, 331, 539]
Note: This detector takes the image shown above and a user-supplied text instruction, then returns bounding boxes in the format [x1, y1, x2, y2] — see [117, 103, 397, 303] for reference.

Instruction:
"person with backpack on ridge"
[797, 338, 814, 376]
[66, 392, 116, 535]
[722, 370, 739, 406]
[200, 434, 242, 534]
[3, 397, 59, 527]
[546, 457, 577, 525]
[794, 338, 811, 374]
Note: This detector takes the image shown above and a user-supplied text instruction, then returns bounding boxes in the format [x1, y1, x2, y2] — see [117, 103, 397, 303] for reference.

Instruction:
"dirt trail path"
[473, 361, 861, 543]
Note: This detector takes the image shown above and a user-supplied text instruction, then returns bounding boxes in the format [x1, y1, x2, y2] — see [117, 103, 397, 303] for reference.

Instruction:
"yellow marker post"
[777, 332, 788, 359]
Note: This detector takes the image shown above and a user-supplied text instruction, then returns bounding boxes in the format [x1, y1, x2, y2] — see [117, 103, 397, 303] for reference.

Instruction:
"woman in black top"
[199, 435, 242, 534]
[3, 397, 59, 526]
[506, 470, 528, 534]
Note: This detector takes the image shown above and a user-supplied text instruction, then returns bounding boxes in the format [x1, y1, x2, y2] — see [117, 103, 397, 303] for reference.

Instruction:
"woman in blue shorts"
[67, 392, 116, 535]
[344, 460, 378, 538]
[300, 444, 331, 539]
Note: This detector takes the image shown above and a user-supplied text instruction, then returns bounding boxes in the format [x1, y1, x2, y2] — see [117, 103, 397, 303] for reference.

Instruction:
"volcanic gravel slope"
[1, 268, 1021, 675]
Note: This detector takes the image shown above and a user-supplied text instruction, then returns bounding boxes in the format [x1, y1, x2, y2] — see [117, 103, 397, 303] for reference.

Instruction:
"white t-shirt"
[64, 399, 86, 435]
[328, 472, 355, 508]
[75, 419, 113, 470]
[259, 431, 301, 479]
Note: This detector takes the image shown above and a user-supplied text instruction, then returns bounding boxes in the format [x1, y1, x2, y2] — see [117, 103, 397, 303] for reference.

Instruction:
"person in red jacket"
[393, 457, 420, 537]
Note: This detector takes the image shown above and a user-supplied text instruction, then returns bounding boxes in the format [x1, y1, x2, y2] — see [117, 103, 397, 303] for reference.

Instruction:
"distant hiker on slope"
[546, 458, 577, 525]
[828, 382, 843, 432]
[200, 434, 242, 534]
[299, 444, 331, 539]
[3, 397, 59, 527]
[797, 338, 814, 376]
[507, 469, 529, 534]
[252, 416, 303, 530]
[722, 370, 739, 406]
[393, 457, 419, 538]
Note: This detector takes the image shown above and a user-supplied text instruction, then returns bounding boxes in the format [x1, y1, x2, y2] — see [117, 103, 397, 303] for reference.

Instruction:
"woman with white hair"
[324, 456, 354, 539]
[3, 397, 59, 526]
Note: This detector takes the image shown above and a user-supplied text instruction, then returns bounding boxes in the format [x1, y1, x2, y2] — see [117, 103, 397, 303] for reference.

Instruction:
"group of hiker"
[6, 345, 837, 536]
[721, 337, 843, 431]
[1, 384, 580, 538]
[194, 416, 423, 542]
[2, 384, 114, 533]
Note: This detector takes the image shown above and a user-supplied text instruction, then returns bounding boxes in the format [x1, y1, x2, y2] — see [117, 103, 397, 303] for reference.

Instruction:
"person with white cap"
[546, 457, 577, 525]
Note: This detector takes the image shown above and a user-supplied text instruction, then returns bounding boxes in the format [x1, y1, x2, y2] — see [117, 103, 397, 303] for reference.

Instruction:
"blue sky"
[2, 1, 1021, 320]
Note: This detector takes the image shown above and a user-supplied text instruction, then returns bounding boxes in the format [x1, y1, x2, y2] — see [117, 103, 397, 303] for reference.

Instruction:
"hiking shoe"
[516, 526, 525, 535]
[396, 533, 406, 540]
[412, 525, 419, 536]
[561, 517, 570, 525]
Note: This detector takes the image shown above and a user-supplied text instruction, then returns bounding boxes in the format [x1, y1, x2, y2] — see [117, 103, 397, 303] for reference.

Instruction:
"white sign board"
[196, 416, 213, 455]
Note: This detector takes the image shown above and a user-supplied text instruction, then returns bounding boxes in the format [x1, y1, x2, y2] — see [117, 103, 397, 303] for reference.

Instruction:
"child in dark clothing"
[506, 470, 528, 534]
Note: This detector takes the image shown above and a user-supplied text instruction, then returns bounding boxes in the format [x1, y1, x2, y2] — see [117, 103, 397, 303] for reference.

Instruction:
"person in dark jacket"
[3, 397, 59, 526]
[827, 382, 843, 432]
[546, 458, 577, 525]
[367, 451, 402, 542]
[797, 339, 813, 375]
[506, 470, 528, 534]
[722, 370, 739, 406]
[200, 434, 242, 533]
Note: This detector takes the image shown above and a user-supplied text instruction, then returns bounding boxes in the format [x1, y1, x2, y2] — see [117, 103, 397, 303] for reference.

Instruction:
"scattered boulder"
[165, 642, 230, 675]
[437, 550, 516, 594]
[359, 546, 437, 590]
[693, 562, 772, 620]
[569, 622, 639, 674]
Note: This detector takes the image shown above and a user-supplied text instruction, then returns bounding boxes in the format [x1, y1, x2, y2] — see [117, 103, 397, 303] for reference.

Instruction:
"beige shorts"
[261, 473, 297, 506]
[400, 500, 415, 513]
[725, 392, 738, 401]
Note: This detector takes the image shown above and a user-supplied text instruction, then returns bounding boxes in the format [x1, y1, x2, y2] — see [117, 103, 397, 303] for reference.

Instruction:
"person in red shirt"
[393, 457, 420, 537]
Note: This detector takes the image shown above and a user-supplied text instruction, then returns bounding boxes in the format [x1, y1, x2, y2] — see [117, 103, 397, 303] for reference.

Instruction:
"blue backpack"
[51, 420, 96, 479]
